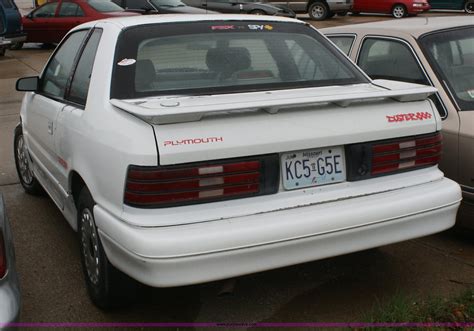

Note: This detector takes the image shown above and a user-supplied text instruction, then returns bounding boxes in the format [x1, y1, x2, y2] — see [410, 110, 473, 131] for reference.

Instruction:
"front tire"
[465, 0, 474, 13]
[249, 9, 266, 15]
[392, 4, 406, 18]
[14, 127, 44, 195]
[78, 187, 138, 309]
[308, 2, 329, 20]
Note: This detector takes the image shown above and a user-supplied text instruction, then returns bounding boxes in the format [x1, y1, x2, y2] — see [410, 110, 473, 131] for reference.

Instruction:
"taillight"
[125, 155, 279, 208]
[371, 133, 442, 175]
[0, 231, 6, 278]
[346, 132, 442, 181]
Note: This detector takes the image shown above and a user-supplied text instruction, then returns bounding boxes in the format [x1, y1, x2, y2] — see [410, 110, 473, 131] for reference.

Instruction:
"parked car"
[323, 16, 473, 228]
[16, 0, 138, 49]
[268, 0, 353, 20]
[429, 0, 473, 13]
[184, 0, 296, 17]
[0, 194, 21, 326]
[0, 0, 26, 51]
[112, 0, 210, 14]
[0, 4, 10, 56]
[15, 14, 461, 308]
[351, 0, 430, 18]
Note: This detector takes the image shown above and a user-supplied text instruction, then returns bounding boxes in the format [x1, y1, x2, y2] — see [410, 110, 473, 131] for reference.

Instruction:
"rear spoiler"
[110, 79, 437, 125]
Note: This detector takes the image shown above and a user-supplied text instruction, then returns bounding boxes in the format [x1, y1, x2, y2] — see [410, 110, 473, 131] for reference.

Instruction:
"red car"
[351, 0, 430, 18]
[16, 0, 138, 48]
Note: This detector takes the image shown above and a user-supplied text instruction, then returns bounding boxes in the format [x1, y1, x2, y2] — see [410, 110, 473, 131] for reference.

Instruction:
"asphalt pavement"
[0, 12, 473, 325]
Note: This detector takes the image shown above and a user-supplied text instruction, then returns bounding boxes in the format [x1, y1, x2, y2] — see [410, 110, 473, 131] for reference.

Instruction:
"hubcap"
[81, 208, 100, 285]
[466, 1, 474, 13]
[393, 6, 404, 18]
[311, 5, 325, 18]
[16, 135, 33, 185]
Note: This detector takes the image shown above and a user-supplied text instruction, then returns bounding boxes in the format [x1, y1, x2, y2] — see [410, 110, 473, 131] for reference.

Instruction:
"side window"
[58, 2, 85, 17]
[41, 30, 88, 98]
[0, 0, 13, 9]
[358, 38, 429, 85]
[126, 0, 153, 9]
[327, 36, 355, 56]
[32, 2, 58, 17]
[68, 29, 102, 106]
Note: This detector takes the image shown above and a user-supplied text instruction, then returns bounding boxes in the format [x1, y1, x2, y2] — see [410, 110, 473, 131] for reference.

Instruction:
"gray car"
[0, 194, 21, 327]
[184, 0, 296, 17]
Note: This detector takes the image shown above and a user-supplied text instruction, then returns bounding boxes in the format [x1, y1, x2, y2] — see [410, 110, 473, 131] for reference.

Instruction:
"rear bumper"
[409, 4, 431, 13]
[95, 176, 461, 287]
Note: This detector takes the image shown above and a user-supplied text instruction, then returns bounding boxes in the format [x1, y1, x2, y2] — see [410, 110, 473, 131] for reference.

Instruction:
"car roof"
[322, 16, 473, 39]
[76, 14, 302, 30]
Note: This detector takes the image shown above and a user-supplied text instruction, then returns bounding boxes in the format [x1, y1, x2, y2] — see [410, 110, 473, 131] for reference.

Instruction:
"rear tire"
[465, 0, 474, 13]
[392, 4, 406, 18]
[0, 47, 5, 56]
[9, 42, 23, 50]
[14, 127, 44, 195]
[308, 2, 329, 20]
[78, 187, 138, 309]
[350, 11, 360, 15]
[337, 11, 347, 16]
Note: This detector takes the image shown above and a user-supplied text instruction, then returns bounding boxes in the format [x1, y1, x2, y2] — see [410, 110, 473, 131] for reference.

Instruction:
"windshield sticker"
[387, 112, 432, 123]
[117, 58, 136, 66]
[248, 24, 273, 31]
[467, 89, 474, 99]
[211, 25, 235, 30]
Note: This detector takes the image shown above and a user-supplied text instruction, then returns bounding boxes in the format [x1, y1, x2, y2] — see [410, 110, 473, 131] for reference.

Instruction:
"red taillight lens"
[371, 132, 442, 175]
[125, 156, 279, 208]
[0, 231, 6, 278]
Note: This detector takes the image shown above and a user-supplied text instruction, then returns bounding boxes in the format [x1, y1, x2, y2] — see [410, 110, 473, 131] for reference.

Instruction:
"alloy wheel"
[311, 4, 326, 19]
[16, 135, 33, 185]
[392, 5, 405, 18]
[80, 208, 101, 286]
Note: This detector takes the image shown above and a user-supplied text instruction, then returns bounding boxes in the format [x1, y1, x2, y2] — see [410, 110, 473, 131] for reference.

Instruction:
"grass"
[361, 286, 474, 328]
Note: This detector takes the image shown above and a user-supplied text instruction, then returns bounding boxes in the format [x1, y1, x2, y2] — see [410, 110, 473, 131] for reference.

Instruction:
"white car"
[14, 15, 461, 308]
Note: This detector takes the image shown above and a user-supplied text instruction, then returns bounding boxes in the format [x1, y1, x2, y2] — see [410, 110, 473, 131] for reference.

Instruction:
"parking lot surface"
[0, 12, 473, 324]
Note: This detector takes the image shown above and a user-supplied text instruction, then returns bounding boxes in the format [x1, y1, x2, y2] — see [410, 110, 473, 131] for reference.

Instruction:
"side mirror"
[16, 76, 39, 92]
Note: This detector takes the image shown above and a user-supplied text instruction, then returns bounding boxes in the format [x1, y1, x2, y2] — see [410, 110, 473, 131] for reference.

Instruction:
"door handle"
[48, 121, 53, 135]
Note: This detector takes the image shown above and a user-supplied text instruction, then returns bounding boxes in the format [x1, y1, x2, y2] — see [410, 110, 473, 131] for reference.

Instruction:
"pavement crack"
[413, 239, 474, 268]
[15, 57, 41, 74]
[0, 182, 20, 187]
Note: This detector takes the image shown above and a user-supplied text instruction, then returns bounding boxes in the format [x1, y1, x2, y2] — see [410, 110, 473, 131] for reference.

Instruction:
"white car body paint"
[19, 15, 461, 287]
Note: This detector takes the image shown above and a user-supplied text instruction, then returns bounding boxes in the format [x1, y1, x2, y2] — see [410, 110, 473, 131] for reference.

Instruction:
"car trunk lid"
[111, 80, 440, 165]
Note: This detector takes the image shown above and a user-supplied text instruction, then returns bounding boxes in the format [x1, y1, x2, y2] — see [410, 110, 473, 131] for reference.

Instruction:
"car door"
[55, 1, 88, 42]
[23, 2, 59, 43]
[55, 28, 102, 195]
[353, 0, 369, 12]
[204, 0, 239, 12]
[23, 29, 89, 209]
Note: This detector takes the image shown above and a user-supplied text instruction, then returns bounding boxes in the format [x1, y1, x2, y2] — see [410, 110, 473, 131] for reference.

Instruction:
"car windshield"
[87, 0, 124, 12]
[112, 21, 368, 99]
[419, 26, 474, 111]
[150, 0, 185, 7]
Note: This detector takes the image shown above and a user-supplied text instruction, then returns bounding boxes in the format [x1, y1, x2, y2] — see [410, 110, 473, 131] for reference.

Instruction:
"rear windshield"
[111, 21, 368, 99]
[419, 27, 474, 111]
[87, 0, 123, 12]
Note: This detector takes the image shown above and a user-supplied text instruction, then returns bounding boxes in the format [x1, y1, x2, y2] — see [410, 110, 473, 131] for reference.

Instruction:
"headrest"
[206, 47, 251, 74]
[135, 59, 156, 91]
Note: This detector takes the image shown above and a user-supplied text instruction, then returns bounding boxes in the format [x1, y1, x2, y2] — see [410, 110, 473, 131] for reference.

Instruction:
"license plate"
[281, 146, 346, 190]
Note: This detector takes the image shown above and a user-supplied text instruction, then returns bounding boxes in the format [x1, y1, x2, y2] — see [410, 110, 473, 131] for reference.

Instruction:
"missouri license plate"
[281, 146, 346, 190]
